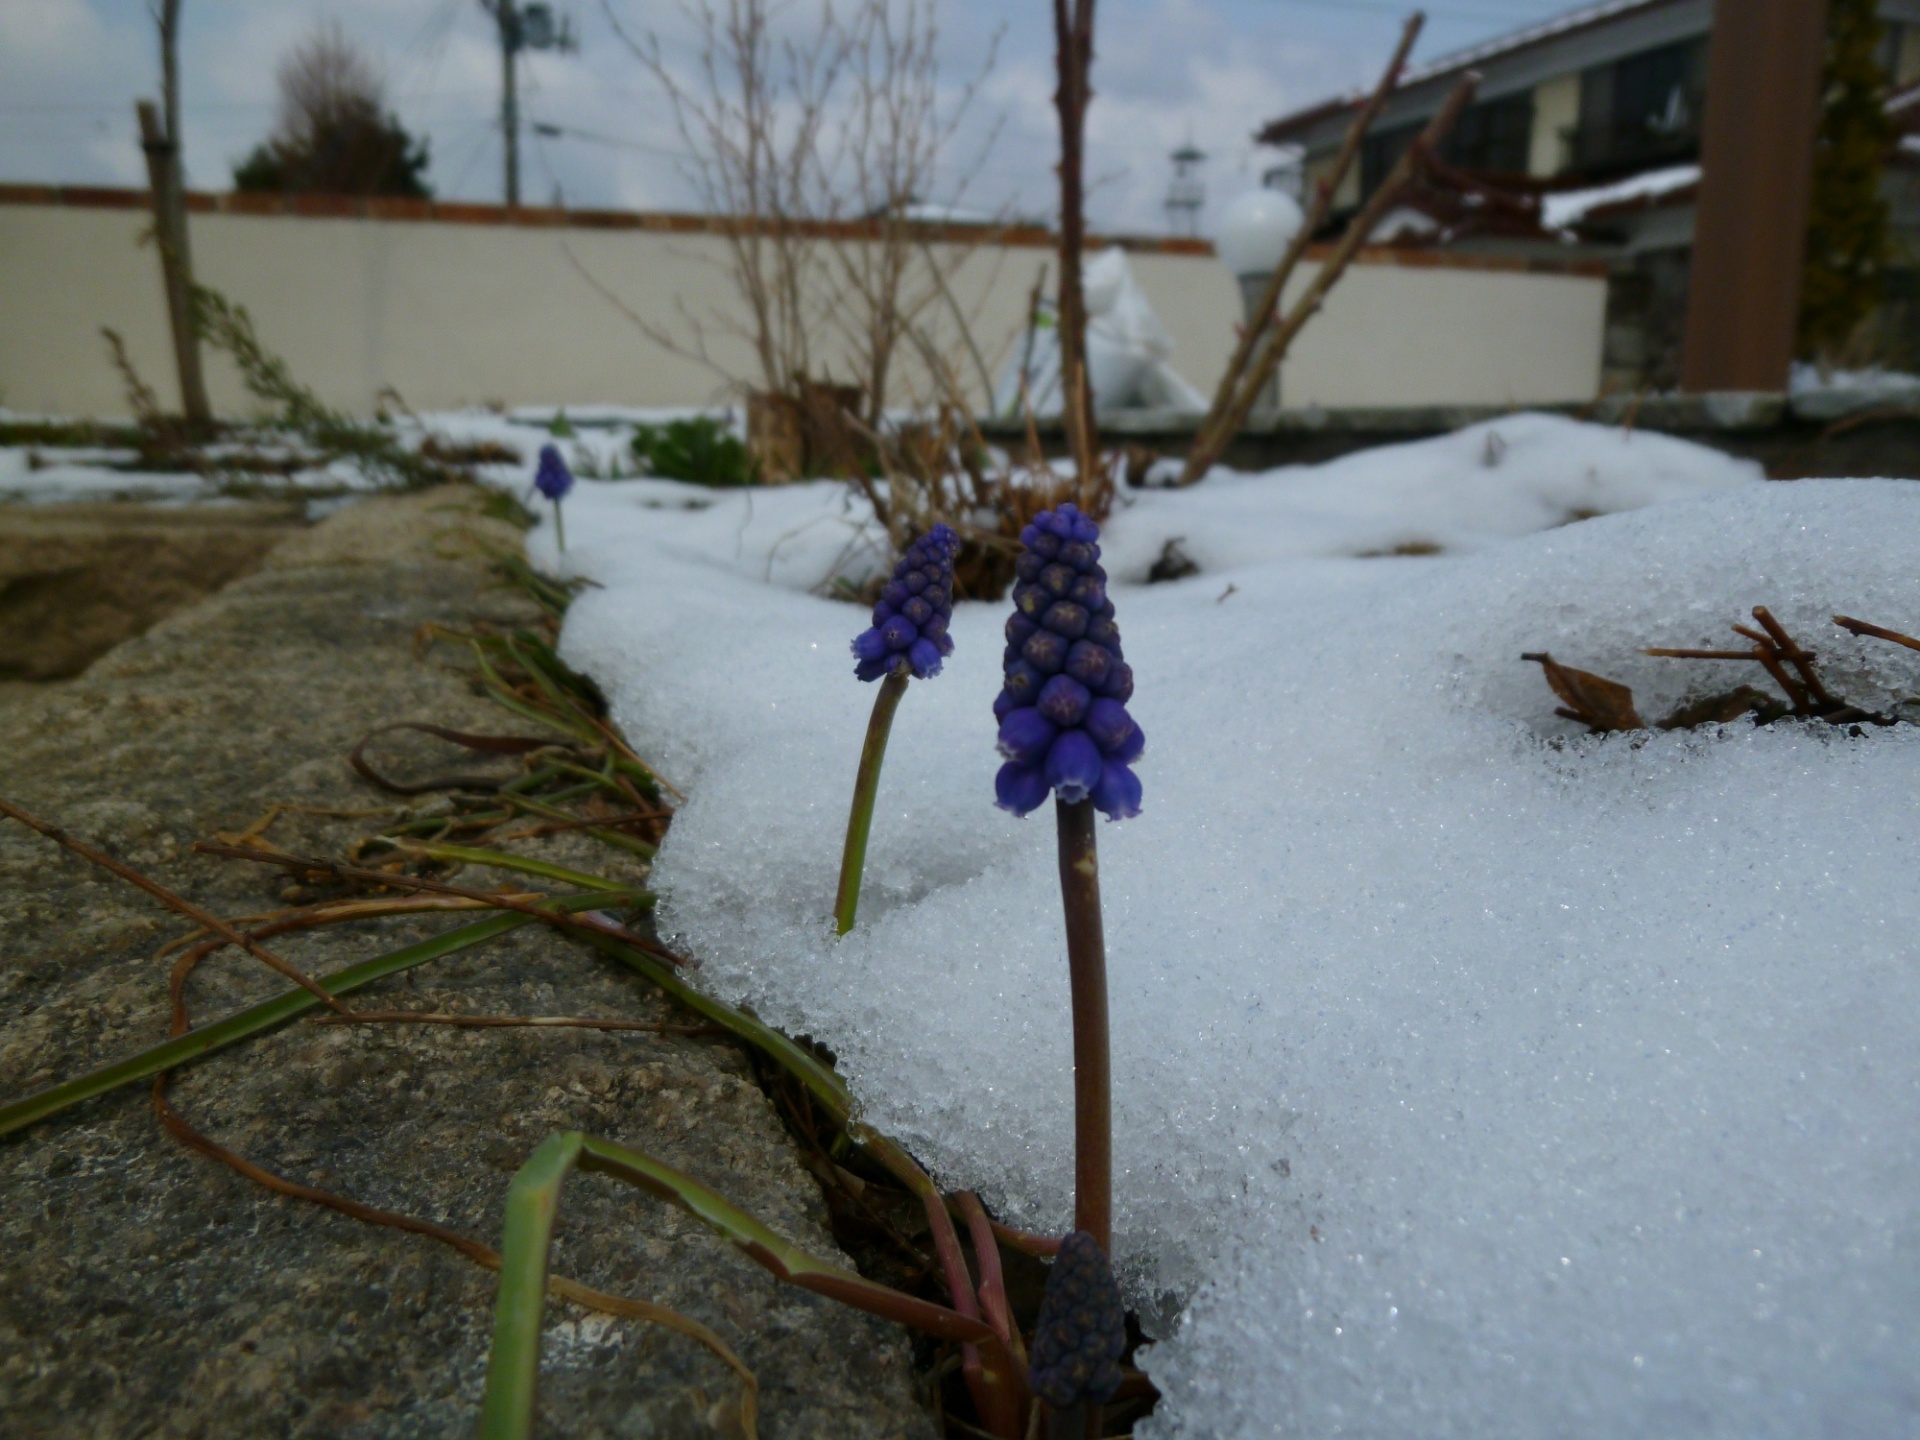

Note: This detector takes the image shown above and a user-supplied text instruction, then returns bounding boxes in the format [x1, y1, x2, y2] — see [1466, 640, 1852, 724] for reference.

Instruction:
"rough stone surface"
[0, 500, 303, 679]
[0, 486, 933, 1439]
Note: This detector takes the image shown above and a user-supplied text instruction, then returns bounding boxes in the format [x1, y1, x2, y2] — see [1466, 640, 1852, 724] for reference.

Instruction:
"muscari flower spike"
[993, 503, 1142, 820]
[1028, 1230, 1127, 1410]
[533, 443, 574, 502]
[850, 523, 959, 681]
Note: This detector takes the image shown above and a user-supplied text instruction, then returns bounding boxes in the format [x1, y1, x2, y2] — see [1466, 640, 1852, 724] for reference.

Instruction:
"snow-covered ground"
[11, 406, 1919, 1434]
[514, 413, 1920, 1438]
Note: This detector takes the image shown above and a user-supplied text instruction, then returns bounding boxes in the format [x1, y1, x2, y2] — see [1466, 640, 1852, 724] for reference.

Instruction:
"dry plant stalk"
[1052, 0, 1098, 498]
[603, 0, 1003, 457]
[1183, 10, 1424, 489]
[136, 0, 211, 425]
[1178, 25, 1477, 487]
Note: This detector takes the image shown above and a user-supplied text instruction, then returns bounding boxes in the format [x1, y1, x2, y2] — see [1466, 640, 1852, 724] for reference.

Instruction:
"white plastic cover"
[994, 248, 1207, 417]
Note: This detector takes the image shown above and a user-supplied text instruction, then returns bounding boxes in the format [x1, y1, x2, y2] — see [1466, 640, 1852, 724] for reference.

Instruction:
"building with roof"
[1258, 0, 1920, 388]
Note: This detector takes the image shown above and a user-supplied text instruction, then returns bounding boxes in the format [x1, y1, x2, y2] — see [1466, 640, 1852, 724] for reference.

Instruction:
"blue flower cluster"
[994, 504, 1142, 820]
[533, 443, 574, 502]
[1027, 1230, 1127, 1409]
[850, 524, 960, 681]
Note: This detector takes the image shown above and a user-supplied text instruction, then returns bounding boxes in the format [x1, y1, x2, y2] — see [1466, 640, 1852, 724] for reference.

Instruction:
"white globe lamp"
[1215, 186, 1305, 415]
[1216, 186, 1305, 279]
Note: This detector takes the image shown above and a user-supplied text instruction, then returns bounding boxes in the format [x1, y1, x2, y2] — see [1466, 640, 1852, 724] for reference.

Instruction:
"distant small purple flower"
[851, 524, 959, 681]
[1027, 1230, 1127, 1409]
[533, 443, 574, 502]
[994, 504, 1141, 820]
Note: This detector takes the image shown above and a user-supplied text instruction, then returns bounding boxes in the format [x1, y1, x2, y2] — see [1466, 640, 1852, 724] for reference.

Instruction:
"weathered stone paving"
[0, 487, 932, 1439]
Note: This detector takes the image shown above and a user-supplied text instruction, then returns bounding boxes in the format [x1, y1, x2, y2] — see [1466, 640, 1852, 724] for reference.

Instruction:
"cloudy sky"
[2, 0, 1580, 235]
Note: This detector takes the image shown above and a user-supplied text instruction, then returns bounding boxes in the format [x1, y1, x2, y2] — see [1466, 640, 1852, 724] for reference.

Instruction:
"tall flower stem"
[552, 499, 566, 553]
[1055, 796, 1111, 1250]
[834, 665, 910, 935]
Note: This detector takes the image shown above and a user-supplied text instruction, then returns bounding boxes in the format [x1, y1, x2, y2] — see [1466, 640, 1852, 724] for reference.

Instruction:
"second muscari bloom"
[533, 443, 574, 502]
[993, 504, 1142, 820]
[850, 524, 959, 681]
[1027, 1230, 1128, 1409]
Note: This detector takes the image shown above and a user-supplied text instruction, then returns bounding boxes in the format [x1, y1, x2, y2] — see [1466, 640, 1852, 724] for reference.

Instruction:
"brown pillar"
[1680, 0, 1829, 392]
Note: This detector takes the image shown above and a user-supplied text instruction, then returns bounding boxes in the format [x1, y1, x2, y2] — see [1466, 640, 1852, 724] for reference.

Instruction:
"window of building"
[1358, 90, 1536, 196]
[1571, 37, 1708, 176]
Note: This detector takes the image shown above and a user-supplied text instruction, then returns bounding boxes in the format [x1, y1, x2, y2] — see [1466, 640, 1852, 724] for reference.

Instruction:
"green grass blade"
[576, 1134, 996, 1346]
[503, 792, 657, 858]
[398, 842, 642, 893]
[578, 933, 850, 1119]
[0, 891, 637, 1139]
[480, 1132, 587, 1440]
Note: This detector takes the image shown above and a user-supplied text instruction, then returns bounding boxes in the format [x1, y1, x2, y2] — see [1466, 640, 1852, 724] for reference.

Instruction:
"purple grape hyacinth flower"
[533, 443, 574, 502]
[850, 524, 959, 681]
[994, 503, 1142, 820]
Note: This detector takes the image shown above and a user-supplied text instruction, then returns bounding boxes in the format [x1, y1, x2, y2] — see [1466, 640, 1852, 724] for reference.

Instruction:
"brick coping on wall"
[0, 182, 1609, 278]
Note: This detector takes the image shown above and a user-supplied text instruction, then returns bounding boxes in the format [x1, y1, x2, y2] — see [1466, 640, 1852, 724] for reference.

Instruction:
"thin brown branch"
[192, 840, 684, 967]
[1644, 647, 1771, 660]
[1182, 69, 1477, 487]
[1052, 0, 1098, 491]
[1834, 614, 1920, 653]
[1750, 606, 1835, 708]
[0, 795, 348, 1012]
[150, 949, 760, 1425]
[1179, 11, 1424, 486]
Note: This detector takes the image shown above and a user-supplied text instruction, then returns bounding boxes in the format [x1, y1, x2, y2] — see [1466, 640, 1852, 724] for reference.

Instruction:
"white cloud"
[0, 0, 1569, 229]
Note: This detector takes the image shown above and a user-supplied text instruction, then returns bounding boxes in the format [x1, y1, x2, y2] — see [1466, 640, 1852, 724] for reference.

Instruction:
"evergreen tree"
[233, 23, 431, 199]
[1797, 0, 1894, 363]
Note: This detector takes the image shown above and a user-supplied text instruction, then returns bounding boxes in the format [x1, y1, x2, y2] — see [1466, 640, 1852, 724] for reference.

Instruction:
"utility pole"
[479, 1, 576, 208]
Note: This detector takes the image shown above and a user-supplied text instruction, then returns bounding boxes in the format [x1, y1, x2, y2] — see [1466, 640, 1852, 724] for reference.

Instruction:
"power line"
[527, 118, 685, 160]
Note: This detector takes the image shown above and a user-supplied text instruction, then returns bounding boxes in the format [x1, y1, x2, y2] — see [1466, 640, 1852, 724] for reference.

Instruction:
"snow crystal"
[532, 419, 1920, 1438]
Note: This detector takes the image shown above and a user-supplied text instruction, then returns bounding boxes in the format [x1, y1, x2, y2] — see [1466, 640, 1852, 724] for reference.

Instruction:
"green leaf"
[0, 891, 640, 1138]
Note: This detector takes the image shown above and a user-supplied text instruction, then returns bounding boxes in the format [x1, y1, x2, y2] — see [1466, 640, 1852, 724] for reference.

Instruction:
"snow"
[517, 413, 1920, 1435]
[13, 397, 1919, 1432]
[1789, 361, 1920, 399]
[1541, 163, 1699, 231]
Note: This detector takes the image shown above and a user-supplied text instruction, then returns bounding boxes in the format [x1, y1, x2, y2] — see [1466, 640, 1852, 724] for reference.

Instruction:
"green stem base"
[834, 666, 910, 935]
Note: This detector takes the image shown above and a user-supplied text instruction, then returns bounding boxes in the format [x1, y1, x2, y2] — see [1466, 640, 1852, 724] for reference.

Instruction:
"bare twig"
[1180, 71, 1477, 486]
[150, 929, 758, 1427]
[192, 840, 684, 967]
[1051, 0, 1098, 490]
[1179, 11, 1424, 487]
[1834, 614, 1920, 653]
[0, 796, 348, 1012]
[1750, 607, 1835, 708]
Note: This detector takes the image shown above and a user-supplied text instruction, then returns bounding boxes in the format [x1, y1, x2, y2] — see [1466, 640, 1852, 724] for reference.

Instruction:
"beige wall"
[0, 201, 1603, 420]
[1277, 256, 1605, 408]
[1529, 73, 1583, 178]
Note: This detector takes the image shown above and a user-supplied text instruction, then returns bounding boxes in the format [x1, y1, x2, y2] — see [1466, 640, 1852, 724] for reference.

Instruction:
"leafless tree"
[138, 0, 211, 424]
[819, 0, 1001, 421]
[276, 23, 387, 140]
[603, 0, 1001, 429]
